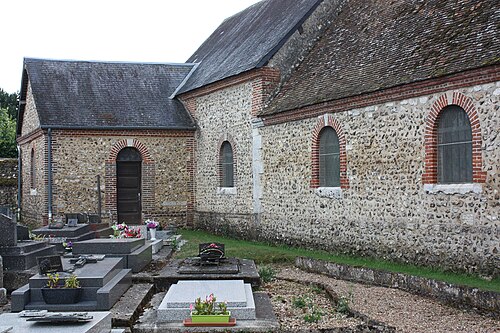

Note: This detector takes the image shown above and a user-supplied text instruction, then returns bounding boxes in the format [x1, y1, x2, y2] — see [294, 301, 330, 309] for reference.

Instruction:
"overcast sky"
[1, 0, 262, 93]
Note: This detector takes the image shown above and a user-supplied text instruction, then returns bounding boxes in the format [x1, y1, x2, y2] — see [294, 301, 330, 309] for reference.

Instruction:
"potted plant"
[41, 273, 82, 304]
[190, 293, 230, 323]
[145, 219, 159, 240]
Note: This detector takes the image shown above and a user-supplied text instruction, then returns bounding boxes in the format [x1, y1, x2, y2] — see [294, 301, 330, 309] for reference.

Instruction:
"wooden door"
[116, 148, 142, 224]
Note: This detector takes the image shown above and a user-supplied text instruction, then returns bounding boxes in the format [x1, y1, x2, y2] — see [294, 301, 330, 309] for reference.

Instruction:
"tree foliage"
[0, 88, 19, 119]
[0, 107, 17, 157]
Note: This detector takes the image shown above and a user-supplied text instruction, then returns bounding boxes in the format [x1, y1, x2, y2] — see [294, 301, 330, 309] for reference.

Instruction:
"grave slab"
[0, 311, 111, 333]
[11, 257, 132, 312]
[158, 258, 260, 290]
[157, 279, 256, 321]
[73, 238, 144, 254]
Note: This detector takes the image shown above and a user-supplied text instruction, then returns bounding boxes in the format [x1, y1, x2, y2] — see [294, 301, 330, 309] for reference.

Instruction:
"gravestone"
[11, 257, 132, 312]
[0, 213, 17, 247]
[36, 255, 63, 275]
[158, 243, 260, 289]
[157, 279, 256, 321]
[0, 213, 57, 274]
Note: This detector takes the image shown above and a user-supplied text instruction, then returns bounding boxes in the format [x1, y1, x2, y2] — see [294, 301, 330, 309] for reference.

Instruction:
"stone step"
[110, 283, 154, 328]
[32, 224, 92, 238]
[126, 242, 152, 273]
[1, 244, 57, 270]
[0, 241, 49, 255]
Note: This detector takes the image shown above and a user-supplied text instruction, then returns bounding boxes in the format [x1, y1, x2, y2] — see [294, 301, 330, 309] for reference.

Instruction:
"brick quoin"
[422, 92, 486, 184]
[310, 114, 349, 189]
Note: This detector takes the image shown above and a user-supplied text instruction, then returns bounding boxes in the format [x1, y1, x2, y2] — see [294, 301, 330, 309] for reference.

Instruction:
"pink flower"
[189, 304, 193, 311]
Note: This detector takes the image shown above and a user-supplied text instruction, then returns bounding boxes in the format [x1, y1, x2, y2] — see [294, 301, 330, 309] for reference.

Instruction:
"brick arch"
[105, 139, 155, 222]
[311, 114, 349, 189]
[217, 134, 237, 187]
[106, 139, 153, 163]
[422, 92, 486, 184]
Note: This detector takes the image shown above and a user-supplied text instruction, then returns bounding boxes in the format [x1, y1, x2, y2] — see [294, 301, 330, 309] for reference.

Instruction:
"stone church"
[16, 0, 499, 275]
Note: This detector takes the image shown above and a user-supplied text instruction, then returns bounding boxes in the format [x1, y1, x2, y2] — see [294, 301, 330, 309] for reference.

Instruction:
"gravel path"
[275, 265, 500, 333]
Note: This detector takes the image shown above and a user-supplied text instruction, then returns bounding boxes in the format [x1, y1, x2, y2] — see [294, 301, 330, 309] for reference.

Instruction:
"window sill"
[217, 187, 237, 195]
[423, 183, 482, 194]
[315, 187, 342, 199]
[30, 188, 37, 195]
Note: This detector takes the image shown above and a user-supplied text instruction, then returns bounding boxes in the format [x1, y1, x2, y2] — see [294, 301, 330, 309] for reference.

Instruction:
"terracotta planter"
[190, 312, 231, 323]
[41, 287, 82, 304]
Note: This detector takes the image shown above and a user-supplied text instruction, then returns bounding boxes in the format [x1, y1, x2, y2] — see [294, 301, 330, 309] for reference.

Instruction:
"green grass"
[176, 229, 500, 293]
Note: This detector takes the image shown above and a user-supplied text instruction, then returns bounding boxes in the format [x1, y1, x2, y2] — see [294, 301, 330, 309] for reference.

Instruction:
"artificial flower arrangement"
[145, 219, 159, 229]
[190, 293, 229, 316]
[62, 240, 73, 251]
[111, 222, 142, 238]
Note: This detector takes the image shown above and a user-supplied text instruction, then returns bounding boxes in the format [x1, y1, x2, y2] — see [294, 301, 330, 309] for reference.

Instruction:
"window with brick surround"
[319, 127, 340, 187]
[30, 148, 35, 189]
[437, 105, 472, 184]
[423, 92, 486, 192]
[220, 141, 234, 188]
[311, 114, 349, 192]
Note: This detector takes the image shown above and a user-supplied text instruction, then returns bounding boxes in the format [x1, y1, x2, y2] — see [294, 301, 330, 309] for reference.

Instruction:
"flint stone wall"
[195, 79, 499, 276]
[0, 158, 17, 211]
[256, 82, 499, 275]
[49, 131, 193, 227]
[193, 83, 255, 217]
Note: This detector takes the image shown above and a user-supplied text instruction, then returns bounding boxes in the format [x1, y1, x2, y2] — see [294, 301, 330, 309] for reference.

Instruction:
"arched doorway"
[116, 147, 142, 224]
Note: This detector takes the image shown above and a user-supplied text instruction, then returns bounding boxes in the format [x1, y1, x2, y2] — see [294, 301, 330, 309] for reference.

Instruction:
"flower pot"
[149, 228, 157, 240]
[190, 312, 231, 323]
[41, 287, 82, 304]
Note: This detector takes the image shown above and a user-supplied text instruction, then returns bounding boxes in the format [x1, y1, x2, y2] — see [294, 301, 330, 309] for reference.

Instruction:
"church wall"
[190, 82, 257, 237]
[18, 133, 47, 229]
[49, 130, 194, 227]
[256, 81, 499, 275]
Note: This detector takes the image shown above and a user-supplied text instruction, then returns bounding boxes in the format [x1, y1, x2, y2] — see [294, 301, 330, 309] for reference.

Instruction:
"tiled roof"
[264, 0, 500, 115]
[22, 58, 196, 130]
[176, 0, 322, 95]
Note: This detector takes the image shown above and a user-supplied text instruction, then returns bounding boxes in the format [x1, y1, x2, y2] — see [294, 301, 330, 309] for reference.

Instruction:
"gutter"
[47, 128, 52, 222]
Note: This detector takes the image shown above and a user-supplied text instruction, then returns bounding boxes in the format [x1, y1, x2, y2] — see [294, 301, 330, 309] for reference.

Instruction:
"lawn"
[175, 229, 500, 293]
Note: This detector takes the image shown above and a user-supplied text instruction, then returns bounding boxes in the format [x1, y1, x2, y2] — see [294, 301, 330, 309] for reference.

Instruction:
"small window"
[437, 105, 473, 184]
[30, 148, 36, 189]
[319, 127, 340, 187]
[220, 141, 234, 187]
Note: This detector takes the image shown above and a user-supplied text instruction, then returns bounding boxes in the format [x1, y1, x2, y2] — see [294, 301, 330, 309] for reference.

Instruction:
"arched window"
[437, 105, 472, 184]
[319, 127, 340, 187]
[30, 148, 36, 189]
[220, 141, 234, 187]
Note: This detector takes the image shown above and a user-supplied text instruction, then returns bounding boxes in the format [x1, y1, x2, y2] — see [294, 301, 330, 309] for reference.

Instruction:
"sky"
[0, 0, 262, 93]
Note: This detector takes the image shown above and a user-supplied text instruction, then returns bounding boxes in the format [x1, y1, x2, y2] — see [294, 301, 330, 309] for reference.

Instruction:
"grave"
[0, 214, 57, 271]
[32, 224, 96, 252]
[72, 238, 152, 273]
[158, 257, 260, 290]
[0, 311, 113, 333]
[11, 256, 132, 312]
[157, 279, 256, 322]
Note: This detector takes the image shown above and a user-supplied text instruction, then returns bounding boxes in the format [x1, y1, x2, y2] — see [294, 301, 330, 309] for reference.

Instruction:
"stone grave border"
[295, 257, 499, 317]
